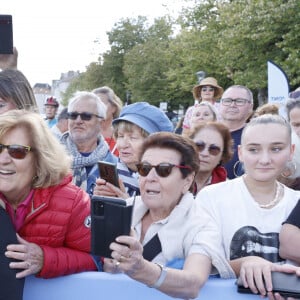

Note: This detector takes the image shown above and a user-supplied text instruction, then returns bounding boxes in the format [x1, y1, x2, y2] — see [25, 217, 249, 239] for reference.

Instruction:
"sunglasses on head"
[195, 141, 222, 156]
[0, 144, 32, 159]
[67, 112, 103, 121]
[136, 162, 191, 178]
[202, 86, 215, 92]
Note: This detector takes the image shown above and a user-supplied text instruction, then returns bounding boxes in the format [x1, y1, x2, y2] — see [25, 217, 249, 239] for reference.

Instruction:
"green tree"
[123, 17, 174, 107]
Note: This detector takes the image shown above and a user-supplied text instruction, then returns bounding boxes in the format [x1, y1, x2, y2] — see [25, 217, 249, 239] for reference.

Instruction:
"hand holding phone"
[91, 195, 134, 257]
[237, 271, 300, 298]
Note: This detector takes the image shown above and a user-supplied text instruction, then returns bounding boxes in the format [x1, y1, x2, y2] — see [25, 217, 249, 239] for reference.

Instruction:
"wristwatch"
[148, 263, 167, 289]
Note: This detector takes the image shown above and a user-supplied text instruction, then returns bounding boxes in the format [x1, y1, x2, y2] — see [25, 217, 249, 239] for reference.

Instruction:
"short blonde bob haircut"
[0, 110, 72, 188]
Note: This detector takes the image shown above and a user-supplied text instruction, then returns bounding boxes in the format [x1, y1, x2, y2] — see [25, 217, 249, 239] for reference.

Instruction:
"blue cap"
[113, 102, 173, 134]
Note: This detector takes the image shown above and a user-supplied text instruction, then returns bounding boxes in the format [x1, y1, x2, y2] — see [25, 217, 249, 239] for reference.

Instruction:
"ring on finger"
[114, 260, 120, 267]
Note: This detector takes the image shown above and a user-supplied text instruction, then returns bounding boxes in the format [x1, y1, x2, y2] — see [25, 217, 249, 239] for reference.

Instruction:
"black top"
[285, 200, 300, 228]
[223, 127, 244, 179]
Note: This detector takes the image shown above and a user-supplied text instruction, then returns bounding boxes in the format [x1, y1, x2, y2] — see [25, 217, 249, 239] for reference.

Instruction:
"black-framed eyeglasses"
[202, 86, 215, 92]
[67, 112, 103, 121]
[136, 162, 191, 178]
[221, 98, 251, 106]
[0, 144, 32, 159]
[195, 141, 222, 156]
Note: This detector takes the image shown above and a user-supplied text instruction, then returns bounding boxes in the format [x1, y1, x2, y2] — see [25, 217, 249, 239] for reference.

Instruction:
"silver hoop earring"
[281, 161, 297, 178]
[233, 160, 244, 178]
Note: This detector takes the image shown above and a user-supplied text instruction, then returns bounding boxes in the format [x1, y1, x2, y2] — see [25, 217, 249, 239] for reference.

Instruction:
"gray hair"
[68, 91, 107, 119]
[224, 85, 253, 103]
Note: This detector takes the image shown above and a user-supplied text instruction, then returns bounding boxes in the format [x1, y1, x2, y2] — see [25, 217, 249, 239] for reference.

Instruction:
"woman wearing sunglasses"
[0, 50, 41, 300]
[195, 114, 300, 298]
[103, 132, 213, 298]
[189, 122, 233, 194]
[0, 110, 98, 284]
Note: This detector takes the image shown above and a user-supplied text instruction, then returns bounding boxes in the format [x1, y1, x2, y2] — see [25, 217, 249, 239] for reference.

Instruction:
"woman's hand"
[93, 177, 129, 199]
[239, 256, 274, 296]
[268, 292, 296, 300]
[0, 47, 18, 70]
[5, 234, 44, 278]
[104, 234, 146, 278]
[267, 264, 300, 300]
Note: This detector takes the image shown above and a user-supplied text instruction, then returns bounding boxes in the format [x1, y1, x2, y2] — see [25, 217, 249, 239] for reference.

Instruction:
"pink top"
[1, 190, 34, 231]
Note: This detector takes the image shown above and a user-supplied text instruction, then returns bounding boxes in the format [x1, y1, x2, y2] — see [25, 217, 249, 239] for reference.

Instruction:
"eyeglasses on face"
[136, 162, 191, 178]
[0, 144, 32, 159]
[195, 141, 222, 156]
[221, 98, 251, 106]
[67, 112, 103, 121]
[201, 86, 215, 92]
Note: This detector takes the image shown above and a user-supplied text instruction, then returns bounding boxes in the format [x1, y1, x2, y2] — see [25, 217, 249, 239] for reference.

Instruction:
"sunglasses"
[67, 112, 103, 121]
[0, 144, 32, 159]
[195, 141, 222, 156]
[202, 86, 215, 92]
[136, 162, 191, 178]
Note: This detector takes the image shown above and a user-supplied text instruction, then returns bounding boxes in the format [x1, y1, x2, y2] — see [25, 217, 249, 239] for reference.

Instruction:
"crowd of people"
[1, 48, 300, 300]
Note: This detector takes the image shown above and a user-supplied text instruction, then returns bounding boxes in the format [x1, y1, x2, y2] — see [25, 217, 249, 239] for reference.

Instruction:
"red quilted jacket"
[19, 174, 96, 278]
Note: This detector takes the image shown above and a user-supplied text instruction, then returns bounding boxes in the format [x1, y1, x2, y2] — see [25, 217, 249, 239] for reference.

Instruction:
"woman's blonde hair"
[0, 110, 72, 188]
[113, 120, 149, 139]
[92, 86, 123, 119]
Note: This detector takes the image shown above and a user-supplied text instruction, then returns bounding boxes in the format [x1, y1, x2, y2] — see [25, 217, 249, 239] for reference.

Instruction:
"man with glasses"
[219, 85, 254, 179]
[61, 91, 117, 196]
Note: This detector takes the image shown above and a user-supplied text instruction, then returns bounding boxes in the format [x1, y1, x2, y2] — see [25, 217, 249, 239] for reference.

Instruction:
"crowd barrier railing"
[23, 272, 261, 300]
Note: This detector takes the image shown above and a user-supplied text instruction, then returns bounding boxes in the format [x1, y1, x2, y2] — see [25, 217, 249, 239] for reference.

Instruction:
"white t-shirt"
[195, 177, 300, 275]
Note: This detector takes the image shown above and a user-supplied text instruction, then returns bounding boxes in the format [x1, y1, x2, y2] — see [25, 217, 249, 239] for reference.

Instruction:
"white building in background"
[33, 71, 80, 114]
[32, 83, 52, 114]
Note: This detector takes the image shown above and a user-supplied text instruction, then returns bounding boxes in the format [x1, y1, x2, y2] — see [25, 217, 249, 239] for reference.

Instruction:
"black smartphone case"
[0, 15, 13, 54]
[91, 197, 133, 257]
[237, 271, 300, 298]
[98, 161, 119, 188]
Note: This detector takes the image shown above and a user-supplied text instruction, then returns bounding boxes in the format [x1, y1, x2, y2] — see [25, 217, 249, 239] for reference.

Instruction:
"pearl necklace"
[259, 182, 282, 209]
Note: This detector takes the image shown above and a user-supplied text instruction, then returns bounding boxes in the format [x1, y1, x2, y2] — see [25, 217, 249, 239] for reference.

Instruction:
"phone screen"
[0, 15, 13, 54]
[98, 161, 119, 187]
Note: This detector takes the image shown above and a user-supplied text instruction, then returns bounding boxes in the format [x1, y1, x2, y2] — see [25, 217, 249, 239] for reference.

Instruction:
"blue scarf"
[60, 132, 109, 190]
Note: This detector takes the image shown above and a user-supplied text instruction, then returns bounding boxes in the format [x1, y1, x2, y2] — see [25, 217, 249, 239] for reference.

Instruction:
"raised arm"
[0, 47, 18, 70]
[104, 235, 211, 299]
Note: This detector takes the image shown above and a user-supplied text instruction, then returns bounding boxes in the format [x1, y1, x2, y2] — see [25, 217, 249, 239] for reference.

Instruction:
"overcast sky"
[2, 0, 187, 86]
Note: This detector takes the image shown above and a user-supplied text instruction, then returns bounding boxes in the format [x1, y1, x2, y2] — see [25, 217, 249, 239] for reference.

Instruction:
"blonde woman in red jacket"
[1, 110, 97, 279]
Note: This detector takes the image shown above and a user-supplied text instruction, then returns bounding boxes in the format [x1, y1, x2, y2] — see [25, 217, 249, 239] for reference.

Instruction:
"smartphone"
[98, 161, 119, 187]
[91, 195, 133, 257]
[0, 15, 13, 54]
[237, 272, 300, 297]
